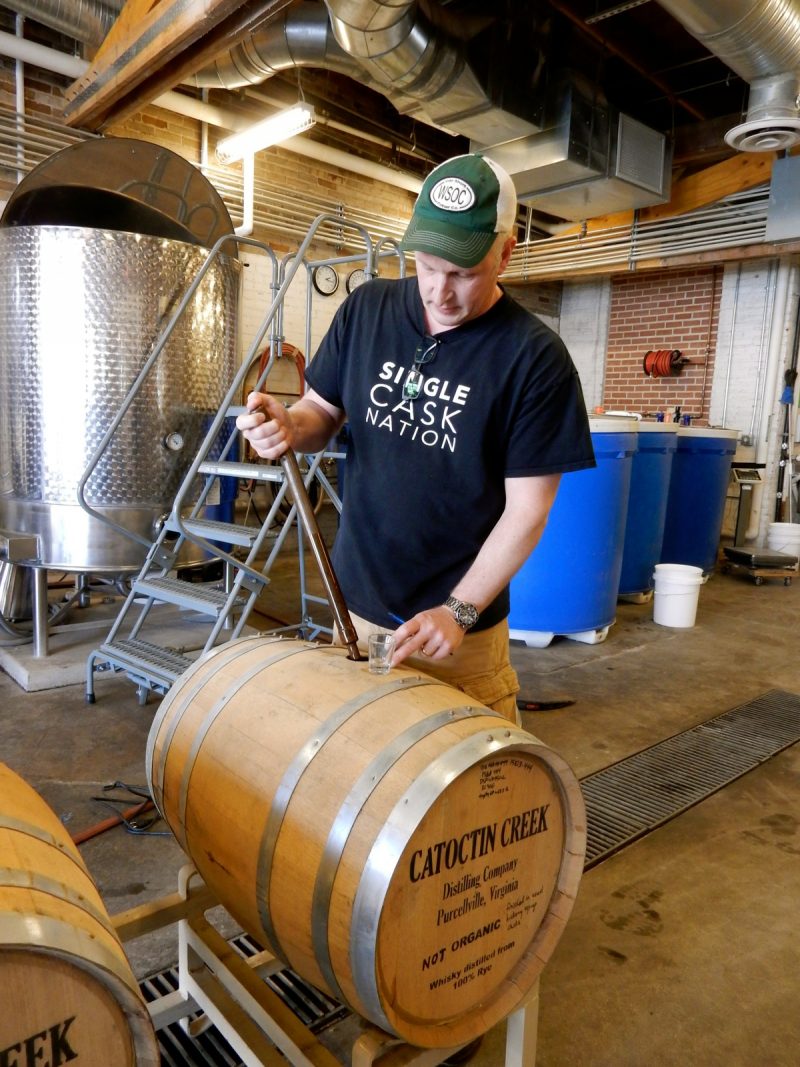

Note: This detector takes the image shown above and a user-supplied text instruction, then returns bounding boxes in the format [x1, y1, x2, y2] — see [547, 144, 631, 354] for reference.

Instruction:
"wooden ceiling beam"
[88, 0, 163, 66]
[559, 149, 780, 236]
[63, 0, 291, 132]
[643, 150, 776, 222]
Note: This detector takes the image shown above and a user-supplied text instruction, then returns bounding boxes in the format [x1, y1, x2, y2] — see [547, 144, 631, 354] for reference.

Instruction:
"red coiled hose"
[643, 349, 685, 377]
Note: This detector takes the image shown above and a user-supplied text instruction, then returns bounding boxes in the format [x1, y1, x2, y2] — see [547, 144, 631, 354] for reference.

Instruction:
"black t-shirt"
[304, 276, 595, 629]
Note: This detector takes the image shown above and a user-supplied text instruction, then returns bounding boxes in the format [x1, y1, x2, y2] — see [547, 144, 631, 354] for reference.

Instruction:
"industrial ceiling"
[1, 0, 798, 226]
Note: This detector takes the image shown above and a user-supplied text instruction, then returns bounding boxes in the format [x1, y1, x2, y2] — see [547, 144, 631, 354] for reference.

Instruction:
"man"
[237, 153, 594, 723]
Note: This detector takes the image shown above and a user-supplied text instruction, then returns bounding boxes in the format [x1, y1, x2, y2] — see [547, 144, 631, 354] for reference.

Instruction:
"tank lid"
[676, 425, 740, 439]
[635, 420, 680, 433]
[1, 138, 235, 253]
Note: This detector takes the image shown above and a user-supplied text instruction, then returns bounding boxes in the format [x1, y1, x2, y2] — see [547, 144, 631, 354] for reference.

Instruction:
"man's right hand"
[237, 387, 345, 459]
[236, 391, 293, 460]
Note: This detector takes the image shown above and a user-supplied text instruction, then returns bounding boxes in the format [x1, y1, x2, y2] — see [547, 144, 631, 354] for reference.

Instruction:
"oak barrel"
[0, 762, 159, 1064]
[147, 636, 586, 1048]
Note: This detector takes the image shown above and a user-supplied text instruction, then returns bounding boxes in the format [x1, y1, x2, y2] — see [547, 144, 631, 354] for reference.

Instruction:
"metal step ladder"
[84, 213, 379, 705]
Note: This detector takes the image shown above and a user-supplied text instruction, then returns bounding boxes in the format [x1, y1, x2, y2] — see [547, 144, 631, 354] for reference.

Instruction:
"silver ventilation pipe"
[4, 0, 122, 47]
[656, 0, 800, 151]
[321, 0, 468, 123]
[190, 0, 538, 146]
[187, 3, 368, 91]
[322, 0, 538, 142]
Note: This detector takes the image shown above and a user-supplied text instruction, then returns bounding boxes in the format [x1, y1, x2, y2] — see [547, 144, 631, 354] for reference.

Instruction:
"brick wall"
[505, 280, 562, 330]
[116, 105, 201, 165]
[112, 101, 416, 255]
[0, 51, 74, 200]
[603, 266, 723, 423]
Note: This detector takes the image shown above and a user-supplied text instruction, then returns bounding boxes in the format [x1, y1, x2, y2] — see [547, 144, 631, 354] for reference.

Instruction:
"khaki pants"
[340, 613, 521, 725]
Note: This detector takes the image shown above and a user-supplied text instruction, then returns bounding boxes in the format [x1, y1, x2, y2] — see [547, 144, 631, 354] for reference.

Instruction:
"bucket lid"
[589, 415, 640, 433]
[654, 563, 704, 578]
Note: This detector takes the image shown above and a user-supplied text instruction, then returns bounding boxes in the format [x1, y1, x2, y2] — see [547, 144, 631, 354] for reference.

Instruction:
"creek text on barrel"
[408, 804, 550, 883]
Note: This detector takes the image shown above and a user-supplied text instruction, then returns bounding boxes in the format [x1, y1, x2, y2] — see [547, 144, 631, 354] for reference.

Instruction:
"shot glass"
[368, 633, 395, 674]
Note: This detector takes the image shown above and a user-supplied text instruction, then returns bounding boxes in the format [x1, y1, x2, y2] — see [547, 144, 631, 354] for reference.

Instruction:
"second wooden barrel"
[0, 762, 159, 1065]
[147, 636, 586, 1048]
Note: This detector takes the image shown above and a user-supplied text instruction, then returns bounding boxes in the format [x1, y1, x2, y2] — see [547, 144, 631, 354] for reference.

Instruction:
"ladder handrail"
[375, 237, 407, 275]
[166, 213, 376, 580]
[85, 213, 383, 703]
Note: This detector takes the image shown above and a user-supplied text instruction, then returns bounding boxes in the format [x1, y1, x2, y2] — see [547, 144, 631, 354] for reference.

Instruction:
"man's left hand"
[391, 606, 465, 666]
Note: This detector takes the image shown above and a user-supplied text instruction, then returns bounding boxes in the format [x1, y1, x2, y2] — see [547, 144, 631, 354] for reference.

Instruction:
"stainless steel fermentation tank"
[0, 139, 240, 573]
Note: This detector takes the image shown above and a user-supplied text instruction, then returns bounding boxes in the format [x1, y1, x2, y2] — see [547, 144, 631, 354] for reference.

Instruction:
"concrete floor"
[1, 526, 800, 1066]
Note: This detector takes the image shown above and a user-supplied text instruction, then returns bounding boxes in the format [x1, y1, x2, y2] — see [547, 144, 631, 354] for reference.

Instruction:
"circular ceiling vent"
[725, 118, 800, 153]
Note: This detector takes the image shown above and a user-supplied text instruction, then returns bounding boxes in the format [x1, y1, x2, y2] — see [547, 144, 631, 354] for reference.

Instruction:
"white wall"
[709, 259, 780, 443]
[238, 249, 348, 369]
[558, 277, 611, 412]
[710, 258, 800, 541]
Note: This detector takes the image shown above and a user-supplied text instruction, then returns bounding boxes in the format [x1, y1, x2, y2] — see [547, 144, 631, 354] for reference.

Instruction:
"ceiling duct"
[187, 3, 370, 91]
[2, 0, 674, 220]
[656, 0, 800, 152]
[189, 0, 672, 219]
[320, 0, 539, 144]
[478, 84, 671, 221]
[190, 0, 539, 147]
[5, 0, 121, 47]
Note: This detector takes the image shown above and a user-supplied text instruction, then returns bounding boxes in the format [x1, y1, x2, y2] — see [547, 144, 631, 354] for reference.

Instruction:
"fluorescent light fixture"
[216, 104, 316, 164]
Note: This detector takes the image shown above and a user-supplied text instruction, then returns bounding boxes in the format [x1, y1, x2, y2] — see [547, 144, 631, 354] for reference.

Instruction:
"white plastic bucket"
[652, 563, 704, 628]
[766, 522, 800, 554]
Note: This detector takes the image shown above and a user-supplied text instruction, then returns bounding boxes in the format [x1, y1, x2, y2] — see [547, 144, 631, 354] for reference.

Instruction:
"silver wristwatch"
[444, 595, 479, 631]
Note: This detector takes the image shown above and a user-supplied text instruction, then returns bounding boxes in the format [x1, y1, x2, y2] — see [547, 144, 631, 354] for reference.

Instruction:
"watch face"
[346, 267, 369, 293]
[312, 264, 339, 296]
[446, 596, 479, 629]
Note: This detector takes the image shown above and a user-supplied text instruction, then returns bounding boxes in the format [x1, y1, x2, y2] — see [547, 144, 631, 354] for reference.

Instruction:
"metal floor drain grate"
[140, 933, 349, 1066]
[582, 688, 800, 868]
[140, 690, 800, 1062]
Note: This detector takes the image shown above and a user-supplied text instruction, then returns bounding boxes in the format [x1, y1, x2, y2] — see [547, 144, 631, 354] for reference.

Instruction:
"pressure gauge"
[311, 264, 340, 296]
[163, 432, 184, 452]
[346, 267, 369, 293]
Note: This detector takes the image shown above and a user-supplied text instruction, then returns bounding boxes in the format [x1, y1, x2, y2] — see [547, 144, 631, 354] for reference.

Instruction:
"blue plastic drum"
[618, 422, 677, 597]
[509, 417, 638, 647]
[659, 426, 739, 573]
[202, 416, 239, 551]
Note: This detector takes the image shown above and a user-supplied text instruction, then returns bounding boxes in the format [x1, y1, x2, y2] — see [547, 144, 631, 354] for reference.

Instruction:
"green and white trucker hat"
[400, 153, 518, 268]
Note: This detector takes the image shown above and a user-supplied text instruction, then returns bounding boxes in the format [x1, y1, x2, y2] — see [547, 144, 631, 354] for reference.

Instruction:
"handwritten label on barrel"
[378, 753, 564, 1024]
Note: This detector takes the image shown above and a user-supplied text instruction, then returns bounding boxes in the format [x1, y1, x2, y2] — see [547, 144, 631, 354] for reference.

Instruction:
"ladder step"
[171, 517, 263, 548]
[133, 575, 253, 616]
[96, 638, 194, 687]
[199, 459, 284, 482]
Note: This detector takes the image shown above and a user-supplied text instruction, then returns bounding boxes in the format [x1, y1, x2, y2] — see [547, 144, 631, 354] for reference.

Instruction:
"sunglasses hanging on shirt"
[403, 336, 441, 400]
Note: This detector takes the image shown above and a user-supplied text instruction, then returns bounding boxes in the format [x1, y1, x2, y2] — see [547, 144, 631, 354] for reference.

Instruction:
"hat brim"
[400, 214, 497, 268]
